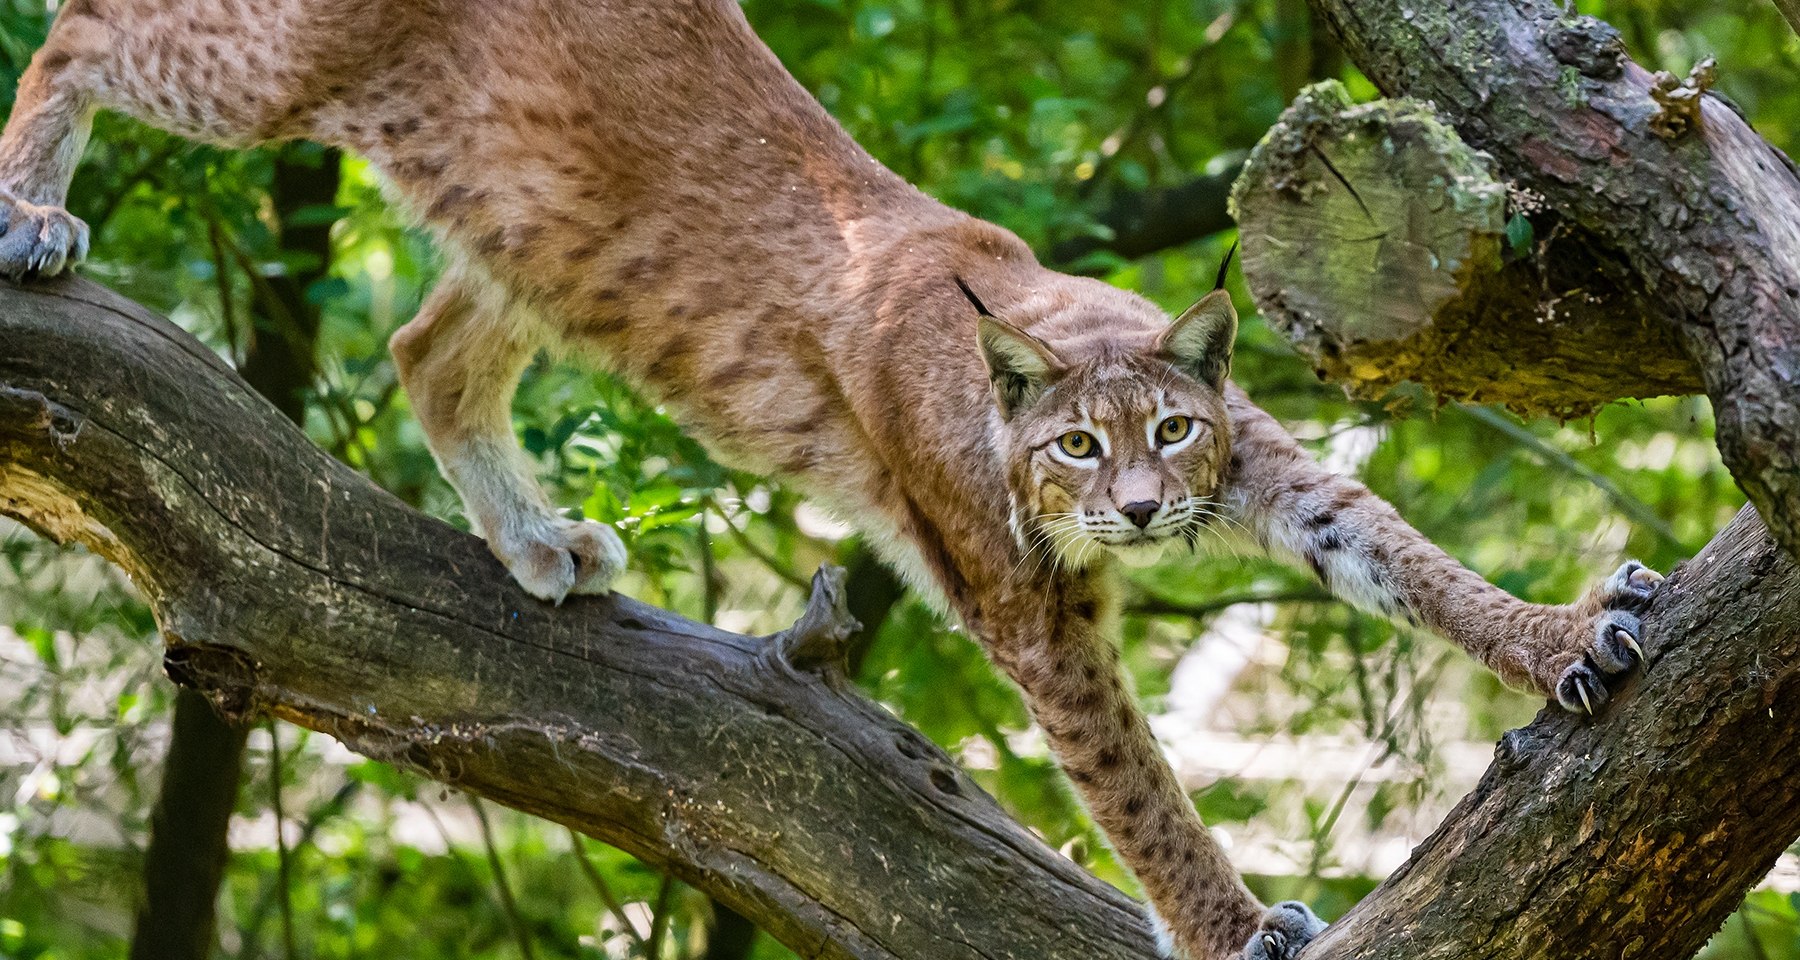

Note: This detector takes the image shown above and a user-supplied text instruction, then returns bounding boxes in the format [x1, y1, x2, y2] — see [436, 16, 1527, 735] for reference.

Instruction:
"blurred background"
[0, 0, 1792, 957]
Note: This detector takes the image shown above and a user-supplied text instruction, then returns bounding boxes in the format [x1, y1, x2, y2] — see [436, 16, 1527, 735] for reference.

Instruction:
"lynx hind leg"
[1240, 902, 1326, 960]
[390, 281, 626, 603]
[1556, 560, 1664, 715]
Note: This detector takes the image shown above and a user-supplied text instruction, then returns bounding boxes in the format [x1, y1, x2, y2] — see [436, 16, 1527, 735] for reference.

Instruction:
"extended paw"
[1555, 560, 1663, 715]
[488, 516, 628, 603]
[1241, 901, 1325, 960]
[0, 189, 89, 280]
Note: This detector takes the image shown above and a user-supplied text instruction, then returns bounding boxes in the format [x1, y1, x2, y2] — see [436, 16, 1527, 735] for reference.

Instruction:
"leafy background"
[0, 0, 1792, 957]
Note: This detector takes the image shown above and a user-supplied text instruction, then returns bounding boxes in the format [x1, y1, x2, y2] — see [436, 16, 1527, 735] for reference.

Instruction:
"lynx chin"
[0, 1, 1659, 957]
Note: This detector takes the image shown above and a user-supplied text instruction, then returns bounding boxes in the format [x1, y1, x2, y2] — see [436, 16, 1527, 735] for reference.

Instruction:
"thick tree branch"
[3, 279, 1798, 959]
[1051, 162, 1242, 268]
[1254, 0, 1800, 559]
[1233, 83, 1702, 418]
[0, 278, 1157, 960]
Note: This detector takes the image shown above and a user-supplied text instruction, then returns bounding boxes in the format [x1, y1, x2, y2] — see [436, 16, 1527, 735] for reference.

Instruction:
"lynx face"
[974, 287, 1239, 570]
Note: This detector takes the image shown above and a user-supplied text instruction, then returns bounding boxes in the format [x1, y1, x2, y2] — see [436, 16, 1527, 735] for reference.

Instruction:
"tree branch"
[0, 278, 1157, 960]
[1050, 162, 1242, 268]
[1251, 0, 1800, 560]
[3, 278, 1798, 959]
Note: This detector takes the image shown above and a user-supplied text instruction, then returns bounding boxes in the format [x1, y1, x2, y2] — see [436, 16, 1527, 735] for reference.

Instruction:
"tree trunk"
[2, 273, 1798, 959]
[1243, 0, 1800, 560]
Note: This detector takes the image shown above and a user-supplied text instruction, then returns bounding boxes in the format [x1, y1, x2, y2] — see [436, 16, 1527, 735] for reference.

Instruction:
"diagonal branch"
[2, 277, 1798, 960]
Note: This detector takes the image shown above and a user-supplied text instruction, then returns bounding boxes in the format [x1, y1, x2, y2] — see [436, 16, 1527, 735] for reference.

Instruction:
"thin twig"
[470, 797, 538, 960]
[1307, 652, 1451, 877]
[1455, 405, 1690, 551]
[1129, 586, 1335, 619]
[567, 829, 649, 951]
[236, 779, 361, 960]
[698, 521, 721, 625]
[204, 215, 243, 368]
[705, 498, 811, 590]
[266, 721, 297, 960]
[644, 874, 677, 960]
[86, 141, 182, 231]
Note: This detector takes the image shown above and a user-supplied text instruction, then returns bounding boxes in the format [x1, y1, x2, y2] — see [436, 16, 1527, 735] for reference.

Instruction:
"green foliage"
[0, 0, 1793, 958]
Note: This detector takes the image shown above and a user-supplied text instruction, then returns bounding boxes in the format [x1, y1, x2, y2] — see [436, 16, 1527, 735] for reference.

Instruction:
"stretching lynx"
[0, 1, 1660, 957]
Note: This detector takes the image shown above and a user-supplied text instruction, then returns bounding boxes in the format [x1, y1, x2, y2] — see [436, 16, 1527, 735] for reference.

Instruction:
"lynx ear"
[958, 275, 1062, 417]
[978, 315, 1061, 417]
[1157, 289, 1237, 389]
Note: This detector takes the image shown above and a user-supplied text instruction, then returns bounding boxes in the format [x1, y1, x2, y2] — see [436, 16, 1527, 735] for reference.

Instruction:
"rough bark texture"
[1310, 504, 1800, 959]
[129, 141, 341, 960]
[3, 279, 1798, 960]
[1278, 0, 1800, 560]
[1233, 82, 1701, 417]
[0, 278, 1157, 960]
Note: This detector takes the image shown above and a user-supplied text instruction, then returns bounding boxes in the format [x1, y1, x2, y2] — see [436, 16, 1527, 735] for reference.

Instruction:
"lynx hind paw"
[0, 192, 89, 280]
[1241, 901, 1326, 960]
[491, 517, 627, 604]
[1556, 561, 1664, 715]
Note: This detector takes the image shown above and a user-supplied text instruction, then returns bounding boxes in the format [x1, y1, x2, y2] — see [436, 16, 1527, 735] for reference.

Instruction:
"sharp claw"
[1577, 683, 1593, 715]
[1617, 629, 1643, 659]
[1263, 934, 1280, 954]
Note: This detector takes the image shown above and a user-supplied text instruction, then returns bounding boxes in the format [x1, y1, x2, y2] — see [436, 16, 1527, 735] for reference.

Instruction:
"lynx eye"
[1057, 430, 1098, 459]
[1157, 415, 1193, 446]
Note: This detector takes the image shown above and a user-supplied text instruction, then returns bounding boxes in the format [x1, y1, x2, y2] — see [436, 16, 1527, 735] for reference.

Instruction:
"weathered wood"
[0, 277, 1159, 960]
[1310, 505, 1800, 959]
[1233, 82, 1700, 418]
[1287, 0, 1800, 561]
[3, 278, 1799, 960]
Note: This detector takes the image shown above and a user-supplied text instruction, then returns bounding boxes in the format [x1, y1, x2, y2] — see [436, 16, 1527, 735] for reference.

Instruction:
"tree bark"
[2, 274, 1798, 959]
[129, 143, 341, 960]
[1232, 82, 1701, 418]
[1253, 0, 1800, 560]
[0, 279, 1157, 960]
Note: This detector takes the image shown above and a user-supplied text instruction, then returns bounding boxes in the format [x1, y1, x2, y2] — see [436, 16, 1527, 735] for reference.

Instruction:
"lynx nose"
[1120, 500, 1160, 528]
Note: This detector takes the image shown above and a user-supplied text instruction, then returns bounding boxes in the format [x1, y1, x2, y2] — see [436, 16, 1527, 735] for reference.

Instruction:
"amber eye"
[1057, 430, 1099, 459]
[1157, 415, 1193, 446]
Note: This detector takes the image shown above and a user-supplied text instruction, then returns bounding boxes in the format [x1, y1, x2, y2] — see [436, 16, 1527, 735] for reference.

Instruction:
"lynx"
[0, 1, 1660, 957]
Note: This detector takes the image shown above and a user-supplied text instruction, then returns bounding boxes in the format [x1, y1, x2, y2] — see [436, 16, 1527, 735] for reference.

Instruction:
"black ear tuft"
[1157, 289, 1237, 389]
[959, 276, 1061, 417]
[1214, 240, 1238, 292]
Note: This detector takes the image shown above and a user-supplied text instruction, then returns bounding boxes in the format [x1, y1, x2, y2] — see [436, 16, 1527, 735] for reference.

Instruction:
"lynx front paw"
[1555, 560, 1663, 715]
[0, 190, 89, 280]
[1241, 901, 1325, 960]
[488, 516, 627, 604]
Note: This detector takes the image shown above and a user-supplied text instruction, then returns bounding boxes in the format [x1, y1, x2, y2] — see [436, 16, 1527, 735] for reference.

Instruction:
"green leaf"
[1505, 212, 1535, 256]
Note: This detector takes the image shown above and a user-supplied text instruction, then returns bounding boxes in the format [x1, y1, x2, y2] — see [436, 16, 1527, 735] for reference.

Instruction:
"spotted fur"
[0, 3, 1657, 957]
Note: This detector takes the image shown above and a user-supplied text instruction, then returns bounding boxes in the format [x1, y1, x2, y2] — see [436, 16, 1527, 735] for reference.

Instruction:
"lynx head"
[966, 277, 1237, 570]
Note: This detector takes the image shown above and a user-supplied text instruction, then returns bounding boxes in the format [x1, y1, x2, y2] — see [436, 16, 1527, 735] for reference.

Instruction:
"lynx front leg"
[968, 577, 1310, 960]
[391, 281, 626, 603]
[0, 15, 105, 278]
[1222, 387, 1661, 714]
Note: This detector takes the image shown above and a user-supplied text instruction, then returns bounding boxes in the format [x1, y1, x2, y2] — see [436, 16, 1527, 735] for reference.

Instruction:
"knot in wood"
[162, 643, 261, 723]
[769, 564, 862, 673]
[1650, 57, 1717, 140]
[1547, 16, 1625, 80]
